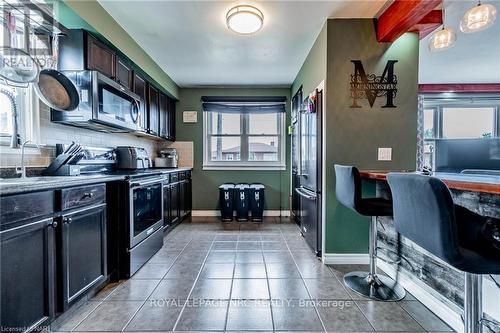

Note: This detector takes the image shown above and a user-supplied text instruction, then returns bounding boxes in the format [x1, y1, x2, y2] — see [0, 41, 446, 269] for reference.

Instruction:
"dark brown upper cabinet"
[159, 92, 168, 139]
[86, 34, 116, 78]
[148, 84, 159, 136]
[115, 57, 133, 90]
[133, 73, 147, 131]
[58, 29, 175, 139]
[168, 97, 176, 141]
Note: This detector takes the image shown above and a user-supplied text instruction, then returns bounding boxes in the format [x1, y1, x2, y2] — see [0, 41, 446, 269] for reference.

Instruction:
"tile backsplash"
[1, 104, 166, 167]
[158, 141, 194, 168]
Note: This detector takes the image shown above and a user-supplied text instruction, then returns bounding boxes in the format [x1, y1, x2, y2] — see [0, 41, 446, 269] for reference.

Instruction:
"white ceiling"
[419, 0, 500, 84]
[98, 0, 389, 87]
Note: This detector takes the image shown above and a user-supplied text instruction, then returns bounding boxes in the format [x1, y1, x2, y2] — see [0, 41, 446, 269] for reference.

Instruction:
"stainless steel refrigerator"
[291, 88, 322, 256]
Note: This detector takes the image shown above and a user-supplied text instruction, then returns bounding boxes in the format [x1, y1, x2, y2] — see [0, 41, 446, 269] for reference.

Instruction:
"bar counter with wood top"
[360, 171, 500, 195]
[359, 170, 499, 331]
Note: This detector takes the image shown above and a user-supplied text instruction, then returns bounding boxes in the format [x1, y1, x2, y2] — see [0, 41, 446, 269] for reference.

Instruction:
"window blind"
[201, 96, 286, 114]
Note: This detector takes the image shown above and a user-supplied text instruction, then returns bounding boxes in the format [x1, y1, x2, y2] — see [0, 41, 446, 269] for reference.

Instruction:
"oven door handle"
[130, 179, 163, 188]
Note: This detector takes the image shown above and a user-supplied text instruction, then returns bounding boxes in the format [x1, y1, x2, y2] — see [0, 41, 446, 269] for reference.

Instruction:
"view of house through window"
[421, 97, 499, 169]
[204, 108, 285, 169]
[442, 107, 494, 139]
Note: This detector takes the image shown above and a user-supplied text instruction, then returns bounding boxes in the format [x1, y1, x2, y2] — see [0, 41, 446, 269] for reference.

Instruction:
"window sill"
[203, 165, 286, 171]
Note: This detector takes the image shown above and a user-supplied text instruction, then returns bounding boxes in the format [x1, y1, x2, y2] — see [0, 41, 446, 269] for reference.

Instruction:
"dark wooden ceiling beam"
[377, 0, 442, 42]
[410, 10, 443, 39]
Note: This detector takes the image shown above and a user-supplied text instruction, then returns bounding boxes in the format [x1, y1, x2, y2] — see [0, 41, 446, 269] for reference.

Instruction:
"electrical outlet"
[378, 148, 392, 161]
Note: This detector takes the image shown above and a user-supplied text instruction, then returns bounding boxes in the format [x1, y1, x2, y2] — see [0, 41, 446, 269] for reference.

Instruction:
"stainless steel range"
[107, 171, 164, 279]
[107, 147, 164, 279]
[128, 176, 163, 247]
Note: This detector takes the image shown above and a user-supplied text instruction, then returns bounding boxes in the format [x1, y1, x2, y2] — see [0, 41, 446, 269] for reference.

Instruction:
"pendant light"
[429, 5, 457, 52]
[460, 1, 497, 33]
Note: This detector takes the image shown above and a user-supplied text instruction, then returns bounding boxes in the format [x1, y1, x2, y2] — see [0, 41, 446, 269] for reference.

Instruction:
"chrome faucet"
[17, 140, 40, 178]
[0, 88, 20, 149]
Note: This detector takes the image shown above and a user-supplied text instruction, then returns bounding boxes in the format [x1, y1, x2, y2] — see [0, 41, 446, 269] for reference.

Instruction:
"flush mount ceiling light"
[429, 6, 456, 52]
[460, 1, 497, 33]
[226, 5, 264, 35]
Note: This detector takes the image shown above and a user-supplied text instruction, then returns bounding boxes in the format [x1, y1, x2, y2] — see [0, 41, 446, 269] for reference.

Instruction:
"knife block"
[42, 154, 80, 176]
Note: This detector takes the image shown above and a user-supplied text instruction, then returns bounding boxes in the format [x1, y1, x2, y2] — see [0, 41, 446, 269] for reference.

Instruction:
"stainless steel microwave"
[51, 70, 141, 132]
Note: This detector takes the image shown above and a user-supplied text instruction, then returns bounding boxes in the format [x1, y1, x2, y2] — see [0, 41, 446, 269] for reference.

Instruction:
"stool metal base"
[342, 217, 406, 302]
[344, 271, 406, 302]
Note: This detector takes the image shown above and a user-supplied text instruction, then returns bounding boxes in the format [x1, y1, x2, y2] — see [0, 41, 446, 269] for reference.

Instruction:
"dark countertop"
[360, 170, 500, 195]
[0, 167, 192, 196]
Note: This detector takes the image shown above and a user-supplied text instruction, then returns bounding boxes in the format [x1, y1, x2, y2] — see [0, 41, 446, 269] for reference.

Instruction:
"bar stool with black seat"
[334, 165, 406, 301]
[387, 173, 500, 333]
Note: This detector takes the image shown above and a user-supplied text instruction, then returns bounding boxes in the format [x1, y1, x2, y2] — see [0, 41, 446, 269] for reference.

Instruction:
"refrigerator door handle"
[295, 187, 317, 201]
[297, 121, 302, 177]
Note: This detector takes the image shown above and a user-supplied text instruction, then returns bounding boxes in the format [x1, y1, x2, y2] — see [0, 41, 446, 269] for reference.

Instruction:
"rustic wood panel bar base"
[359, 171, 500, 330]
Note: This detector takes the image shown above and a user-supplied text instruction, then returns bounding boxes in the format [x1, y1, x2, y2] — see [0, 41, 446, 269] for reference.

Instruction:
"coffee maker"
[154, 148, 178, 168]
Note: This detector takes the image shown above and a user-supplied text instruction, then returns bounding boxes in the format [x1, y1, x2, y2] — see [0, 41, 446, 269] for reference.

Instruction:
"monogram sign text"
[349, 60, 398, 108]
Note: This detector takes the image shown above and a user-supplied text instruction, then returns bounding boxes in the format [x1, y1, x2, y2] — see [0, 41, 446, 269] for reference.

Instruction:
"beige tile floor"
[51, 217, 455, 333]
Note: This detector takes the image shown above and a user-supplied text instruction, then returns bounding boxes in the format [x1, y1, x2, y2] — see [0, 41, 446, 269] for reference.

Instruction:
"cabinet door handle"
[82, 192, 94, 199]
[63, 217, 73, 224]
[51, 220, 58, 228]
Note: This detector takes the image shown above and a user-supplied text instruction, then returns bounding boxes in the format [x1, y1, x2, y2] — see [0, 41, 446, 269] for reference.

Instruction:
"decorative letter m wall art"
[349, 60, 398, 108]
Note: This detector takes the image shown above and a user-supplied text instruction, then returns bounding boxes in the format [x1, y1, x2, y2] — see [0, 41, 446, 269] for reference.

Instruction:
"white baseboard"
[191, 210, 219, 217]
[265, 210, 291, 217]
[191, 210, 290, 217]
[322, 253, 369, 265]
[378, 261, 464, 333]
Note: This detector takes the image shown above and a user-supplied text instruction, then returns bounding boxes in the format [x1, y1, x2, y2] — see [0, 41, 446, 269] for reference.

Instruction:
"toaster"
[115, 146, 151, 169]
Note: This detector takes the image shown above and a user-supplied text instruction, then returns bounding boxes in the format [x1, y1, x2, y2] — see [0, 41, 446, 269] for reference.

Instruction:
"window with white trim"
[0, 85, 35, 145]
[421, 94, 500, 169]
[202, 97, 286, 170]
[1, 2, 58, 147]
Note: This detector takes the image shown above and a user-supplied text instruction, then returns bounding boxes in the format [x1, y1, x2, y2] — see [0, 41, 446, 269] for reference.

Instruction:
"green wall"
[291, 23, 327, 97]
[53, 0, 178, 99]
[292, 19, 419, 254]
[176, 87, 291, 211]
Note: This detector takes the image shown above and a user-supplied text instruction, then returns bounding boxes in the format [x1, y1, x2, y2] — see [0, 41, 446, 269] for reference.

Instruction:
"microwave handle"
[131, 99, 140, 124]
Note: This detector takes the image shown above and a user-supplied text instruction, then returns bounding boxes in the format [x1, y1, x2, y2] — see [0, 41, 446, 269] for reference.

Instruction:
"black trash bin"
[219, 183, 235, 221]
[235, 183, 250, 221]
[249, 184, 265, 222]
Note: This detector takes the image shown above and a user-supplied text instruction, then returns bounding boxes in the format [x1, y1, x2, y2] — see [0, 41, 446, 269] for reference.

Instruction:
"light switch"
[378, 148, 392, 161]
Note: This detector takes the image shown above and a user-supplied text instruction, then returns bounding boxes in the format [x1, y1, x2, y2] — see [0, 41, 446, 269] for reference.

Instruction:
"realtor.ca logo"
[349, 60, 398, 108]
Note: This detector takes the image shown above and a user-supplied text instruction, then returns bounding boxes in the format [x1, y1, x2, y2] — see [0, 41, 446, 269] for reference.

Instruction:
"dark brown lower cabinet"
[58, 203, 107, 311]
[163, 172, 192, 233]
[1, 217, 56, 333]
[179, 179, 192, 219]
[170, 181, 180, 225]
[163, 182, 171, 229]
[1, 185, 108, 331]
